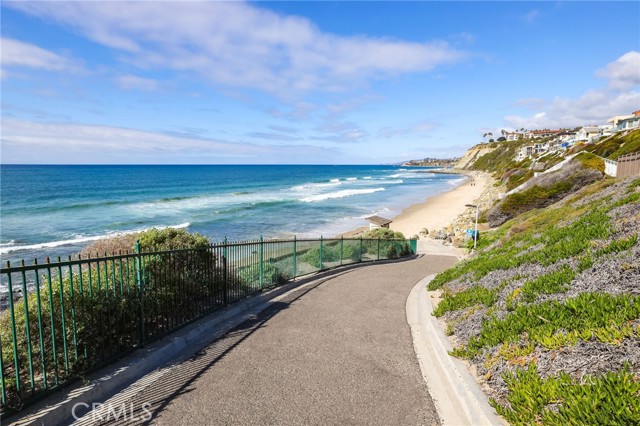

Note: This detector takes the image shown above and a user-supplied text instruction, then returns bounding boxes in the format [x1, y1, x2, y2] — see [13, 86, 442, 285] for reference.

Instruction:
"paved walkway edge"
[406, 275, 506, 426]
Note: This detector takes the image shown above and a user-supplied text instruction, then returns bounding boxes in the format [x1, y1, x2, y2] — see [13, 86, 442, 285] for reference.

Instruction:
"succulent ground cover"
[429, 176, 640, 425]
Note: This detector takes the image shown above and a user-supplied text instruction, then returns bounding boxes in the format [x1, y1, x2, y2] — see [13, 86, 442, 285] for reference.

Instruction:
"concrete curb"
[406, 275, 506, 426]
[9, 258, 408, 426]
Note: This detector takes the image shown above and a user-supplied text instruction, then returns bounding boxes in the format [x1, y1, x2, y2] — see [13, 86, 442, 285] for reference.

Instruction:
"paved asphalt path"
[93, 254, 457, 426]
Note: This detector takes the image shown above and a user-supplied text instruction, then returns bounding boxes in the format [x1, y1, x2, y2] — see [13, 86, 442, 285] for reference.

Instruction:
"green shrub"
[238, 263, 286, 287]
[81, 228, 210, 257]
[0, 228, 229, 411]
[506, 169, 534, 191]
[362, 228, 405, 240]
[301, 246, 338, 268]
[575, 152, 605, 172]
[138, 228, 210, 251]
[0, 269, 141, 410]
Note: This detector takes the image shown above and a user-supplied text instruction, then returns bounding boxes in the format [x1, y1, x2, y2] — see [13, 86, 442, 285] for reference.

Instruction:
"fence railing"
[0, 236, 415, 415]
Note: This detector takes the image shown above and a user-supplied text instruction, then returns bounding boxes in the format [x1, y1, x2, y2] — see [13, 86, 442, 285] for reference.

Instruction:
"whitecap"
[0, 223, 191, 255]
[300, 188, 385, 203]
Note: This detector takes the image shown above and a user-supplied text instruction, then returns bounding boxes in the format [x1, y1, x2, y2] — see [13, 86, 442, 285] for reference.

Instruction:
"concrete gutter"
[406, 275, 507, 426]
[8, 258, 408, 426]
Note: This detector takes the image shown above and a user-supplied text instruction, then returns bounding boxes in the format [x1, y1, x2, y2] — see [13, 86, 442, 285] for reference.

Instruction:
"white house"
[608, 114, 634, 129]
[548, 139, 563, 152]
[516, 145, 535, 161]
[599, 124, 614, 137]
[615, 114, 640, 132]
[505, 132, 523, 141]
[534, 142, 549, 154]
[575, 126, 601, 142]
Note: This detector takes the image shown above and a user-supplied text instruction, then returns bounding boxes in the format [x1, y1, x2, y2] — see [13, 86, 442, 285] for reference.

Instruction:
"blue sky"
[1, 1, 639, 164]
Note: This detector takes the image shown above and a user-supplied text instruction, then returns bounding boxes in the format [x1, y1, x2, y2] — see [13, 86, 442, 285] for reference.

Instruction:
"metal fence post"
[359, 236, 363, 262]
[223, 237, 228, 305]
[259, 236, 264, 290]
[319, 236, 324, 270]
[0, 333, 6, 405]
[19, 260, 35, 390]
[6, 262, 21, 393]
[135, 241, 145, 346]
[33, 259, 47, 389]
[377, 238, 381, 260]
[340, 236, 344, 266]
[293, 236, 297, 279]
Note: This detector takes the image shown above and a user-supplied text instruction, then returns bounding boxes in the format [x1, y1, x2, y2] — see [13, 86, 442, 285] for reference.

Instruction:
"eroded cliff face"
[455, 144, 497, 169]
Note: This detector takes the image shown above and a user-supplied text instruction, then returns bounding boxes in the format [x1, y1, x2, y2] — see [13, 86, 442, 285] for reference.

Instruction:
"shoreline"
[340, 170, 495, 244]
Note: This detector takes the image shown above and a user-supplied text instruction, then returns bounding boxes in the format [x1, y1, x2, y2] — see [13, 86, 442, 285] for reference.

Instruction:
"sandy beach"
[340, 170, 493, 244]
[390, 171, 490, 238]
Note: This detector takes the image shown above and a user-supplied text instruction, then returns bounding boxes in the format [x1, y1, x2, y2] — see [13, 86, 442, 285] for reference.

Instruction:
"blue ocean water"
[0, 165, 463, 262]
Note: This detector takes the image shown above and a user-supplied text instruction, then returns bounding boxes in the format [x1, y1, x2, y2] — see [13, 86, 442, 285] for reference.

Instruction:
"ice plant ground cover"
[429, 176, 640, 425]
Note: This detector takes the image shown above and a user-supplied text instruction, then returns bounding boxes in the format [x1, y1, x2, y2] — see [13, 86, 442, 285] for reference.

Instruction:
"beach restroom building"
[366, 215, 392, 230]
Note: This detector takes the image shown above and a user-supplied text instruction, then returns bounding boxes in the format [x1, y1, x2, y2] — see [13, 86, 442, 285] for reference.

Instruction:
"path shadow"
[76, 270, 354, 425]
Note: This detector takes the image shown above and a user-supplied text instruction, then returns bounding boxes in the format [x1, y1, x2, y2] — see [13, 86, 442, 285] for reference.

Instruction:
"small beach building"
[366, 215, 392, 230]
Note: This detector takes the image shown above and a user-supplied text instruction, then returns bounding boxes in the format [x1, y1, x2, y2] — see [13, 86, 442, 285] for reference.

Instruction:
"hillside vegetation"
[430, 166, 640, 425]
[583, 129, 640, 160]
[459, 129, 640, 192]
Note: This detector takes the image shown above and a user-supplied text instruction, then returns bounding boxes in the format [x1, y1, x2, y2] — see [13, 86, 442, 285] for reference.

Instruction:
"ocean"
[0, 165, 463, 263]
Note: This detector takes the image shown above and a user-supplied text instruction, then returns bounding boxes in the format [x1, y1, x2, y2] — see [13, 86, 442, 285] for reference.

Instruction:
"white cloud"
[505, 52, 640, 129]
[505, 90, 640, 129]
[596, 51, 640, 90]
[0, 118, 344, 163]
[0, 37, 82, 73]
[7, 1, 467, 95]
[116, 75, 158, 91]
[378, 122, 439, 139]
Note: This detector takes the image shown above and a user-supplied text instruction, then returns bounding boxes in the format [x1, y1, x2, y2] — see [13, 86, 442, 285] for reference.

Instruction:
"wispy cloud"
[312, 128, 369, 144]
[0, 37, 83, 74]
[115, 74, 159, 91]
[7, 1, 468, 96]
[522, 10, 540, 24]
[378, 122, 439, 139]
[505, 51, 640, 129]
[0, 118, 345, 164]
[246, 132, 302, 142]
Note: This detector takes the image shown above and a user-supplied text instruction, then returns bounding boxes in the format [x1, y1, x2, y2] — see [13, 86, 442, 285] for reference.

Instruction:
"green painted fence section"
[0, 236, 416, 415]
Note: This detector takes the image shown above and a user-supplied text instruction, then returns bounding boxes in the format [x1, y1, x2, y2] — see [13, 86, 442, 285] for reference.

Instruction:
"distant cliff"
[454, 143, 498, 169]
[402, 157, 459, 167]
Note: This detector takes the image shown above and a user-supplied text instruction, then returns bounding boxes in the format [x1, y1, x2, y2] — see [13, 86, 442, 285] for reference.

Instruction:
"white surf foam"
[291, 181, 342, 192]
[300, 188, 385, 203]
[0, 223, 191, 255]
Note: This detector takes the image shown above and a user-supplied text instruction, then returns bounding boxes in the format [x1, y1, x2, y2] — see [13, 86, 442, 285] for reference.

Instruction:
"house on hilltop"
[505, 132, 523, 141]
[516, 145, 535, 161]
[575, 126, 601, 142]
[527, 129, 564, 139]
[612, 111, 640, 133]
